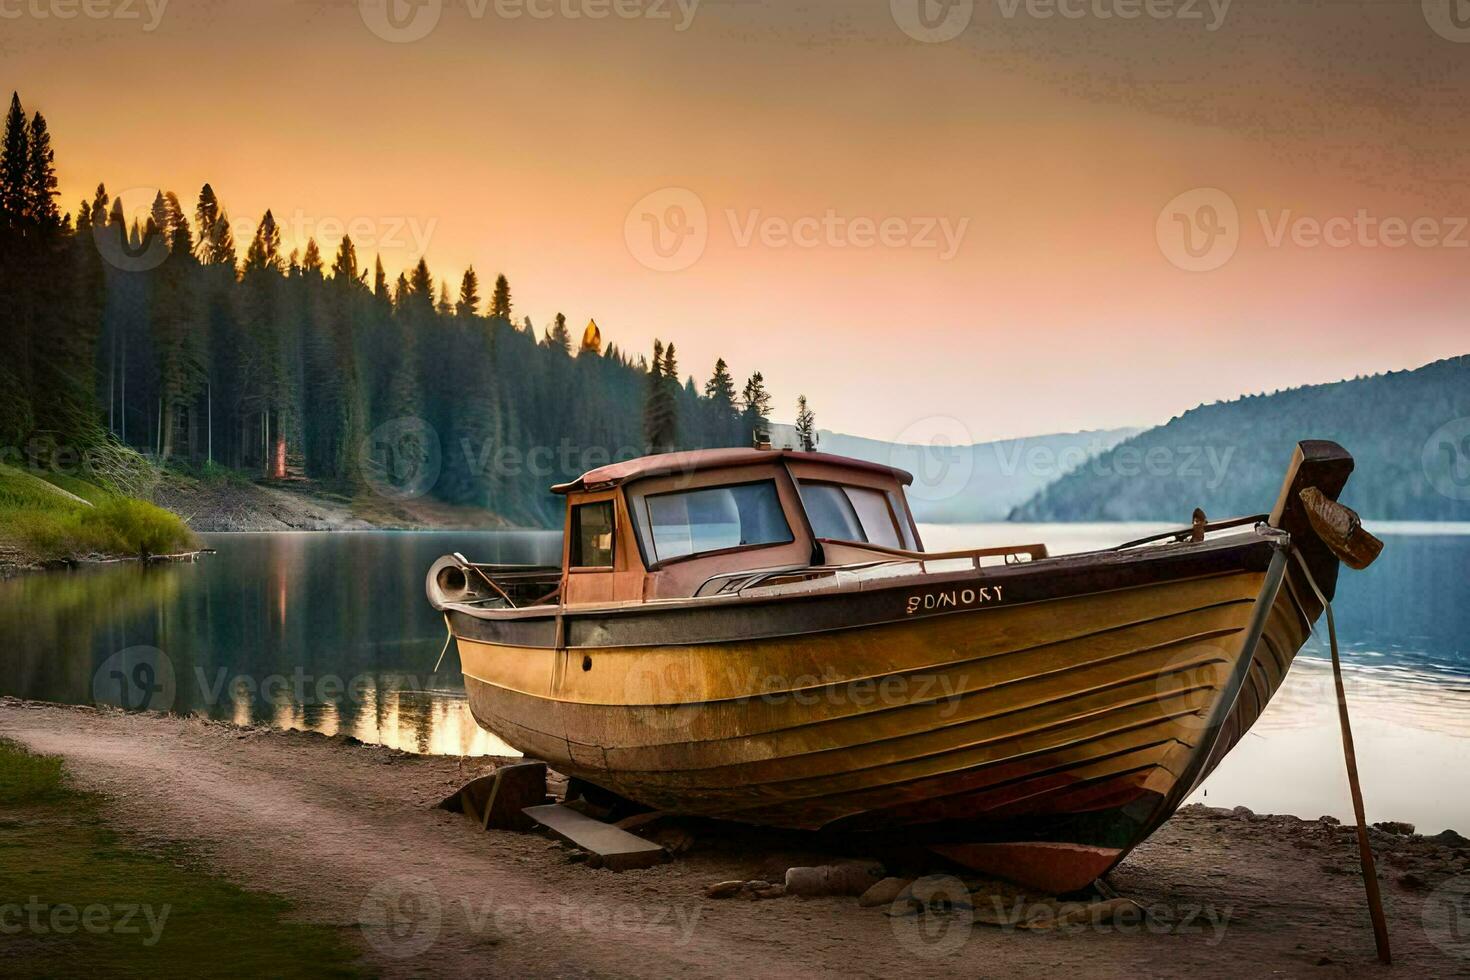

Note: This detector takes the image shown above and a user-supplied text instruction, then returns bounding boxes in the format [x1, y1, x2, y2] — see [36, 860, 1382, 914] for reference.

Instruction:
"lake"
[2, 524, 1466, 832]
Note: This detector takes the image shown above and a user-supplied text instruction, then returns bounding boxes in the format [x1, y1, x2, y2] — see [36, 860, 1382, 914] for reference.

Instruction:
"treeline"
[1010, 356, 1470, 522]
[0, 92, 783, 525]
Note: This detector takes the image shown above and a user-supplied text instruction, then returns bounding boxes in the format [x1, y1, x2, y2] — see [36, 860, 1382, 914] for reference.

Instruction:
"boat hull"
[451, 533, 1307, 892]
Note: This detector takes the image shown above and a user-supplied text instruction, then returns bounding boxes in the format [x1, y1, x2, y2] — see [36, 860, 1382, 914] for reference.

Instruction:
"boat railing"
[1109, 514, 1267, 552]
[829, 540, 1050, 571]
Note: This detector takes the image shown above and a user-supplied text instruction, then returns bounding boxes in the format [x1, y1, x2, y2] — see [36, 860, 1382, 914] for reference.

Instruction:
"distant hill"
[766, 425, 1140, 522]
[1009, 356, 1470, 522]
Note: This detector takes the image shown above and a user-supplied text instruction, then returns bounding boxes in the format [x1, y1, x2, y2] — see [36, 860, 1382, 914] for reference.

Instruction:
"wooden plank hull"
[452, 537, 1305, 892]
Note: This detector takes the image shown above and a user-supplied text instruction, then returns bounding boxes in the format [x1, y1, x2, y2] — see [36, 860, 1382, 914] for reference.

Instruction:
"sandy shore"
[1, 699, 1466, 978]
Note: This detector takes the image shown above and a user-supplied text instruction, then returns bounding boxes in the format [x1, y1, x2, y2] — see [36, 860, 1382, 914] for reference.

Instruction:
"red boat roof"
[552, 448, 914, 494]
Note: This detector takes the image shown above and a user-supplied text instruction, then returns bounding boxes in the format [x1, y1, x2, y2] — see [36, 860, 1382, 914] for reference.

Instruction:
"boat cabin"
[551, 448, 924, 605]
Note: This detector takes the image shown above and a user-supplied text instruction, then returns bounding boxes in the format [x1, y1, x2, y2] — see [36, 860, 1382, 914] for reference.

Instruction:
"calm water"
[2, 524, 1466, 831]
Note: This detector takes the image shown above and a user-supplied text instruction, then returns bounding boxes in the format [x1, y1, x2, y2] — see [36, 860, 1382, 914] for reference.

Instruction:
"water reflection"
[1, 524, 1466, 827]
[1, 531, 560, 758]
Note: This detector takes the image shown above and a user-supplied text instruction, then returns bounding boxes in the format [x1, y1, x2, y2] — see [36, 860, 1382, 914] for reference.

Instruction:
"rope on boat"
[1291, 547, 1392, 966]
[433, 613, 456, 674]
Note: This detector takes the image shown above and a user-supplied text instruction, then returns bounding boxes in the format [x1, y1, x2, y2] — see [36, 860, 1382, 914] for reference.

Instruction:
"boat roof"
[552, 448, 914, 495]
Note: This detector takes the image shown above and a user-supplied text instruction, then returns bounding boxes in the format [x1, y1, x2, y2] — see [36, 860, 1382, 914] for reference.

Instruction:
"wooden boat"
[427, 440, 1372, 892]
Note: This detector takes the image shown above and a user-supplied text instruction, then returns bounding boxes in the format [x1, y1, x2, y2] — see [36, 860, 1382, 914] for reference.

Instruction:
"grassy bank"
[0, 463, 195, 568]
[0, 738, 367, 979]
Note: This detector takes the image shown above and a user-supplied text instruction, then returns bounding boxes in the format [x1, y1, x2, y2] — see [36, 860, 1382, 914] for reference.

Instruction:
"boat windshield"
[798, 481, 905, 548]
[640, 480, 793, 563]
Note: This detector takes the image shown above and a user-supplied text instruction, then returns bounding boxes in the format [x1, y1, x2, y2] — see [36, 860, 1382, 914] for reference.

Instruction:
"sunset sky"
[6, 0, 1468, 443]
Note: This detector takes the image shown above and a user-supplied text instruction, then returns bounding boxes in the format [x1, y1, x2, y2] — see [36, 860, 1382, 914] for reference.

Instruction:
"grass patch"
[0, 739, 368, 979]
[0, 463, 195, 562]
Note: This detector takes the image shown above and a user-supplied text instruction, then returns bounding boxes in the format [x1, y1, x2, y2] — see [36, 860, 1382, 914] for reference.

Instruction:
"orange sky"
[6, 0, 1468, 442]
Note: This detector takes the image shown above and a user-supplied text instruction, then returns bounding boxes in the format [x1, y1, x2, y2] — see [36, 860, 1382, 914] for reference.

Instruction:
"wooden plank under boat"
[427, 440, 1362, 893]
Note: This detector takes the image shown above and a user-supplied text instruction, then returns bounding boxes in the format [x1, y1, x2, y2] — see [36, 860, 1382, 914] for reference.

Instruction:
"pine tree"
[301, 238, 324, 275]
[741, 371, 772, 443]
[90, 184, 109, 228]
[243, 211, 282, 274]
[330, 235, 361, 285]
[457, 266, 480, 316]
[704, 358, 739, 445]
[643, 340, 678, 452]
[409, 258, 434, 311]
[373, 257, 390, 303]
[547, 312, 571, 353]
[795, 395, 818, 452]
[0, 94, 28, 228]
[490, 273, 512, 320]
[436, 282, 452, 316]
[24, 111, 59, 230]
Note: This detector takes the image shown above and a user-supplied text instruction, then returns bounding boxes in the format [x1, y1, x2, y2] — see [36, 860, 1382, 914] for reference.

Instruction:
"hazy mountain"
[767, 425, 1141, 523]
[1010, 357, 1470, 523]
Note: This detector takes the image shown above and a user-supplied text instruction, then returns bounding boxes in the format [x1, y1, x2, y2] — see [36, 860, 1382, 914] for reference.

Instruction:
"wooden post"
[1294, 550, 1391, 965]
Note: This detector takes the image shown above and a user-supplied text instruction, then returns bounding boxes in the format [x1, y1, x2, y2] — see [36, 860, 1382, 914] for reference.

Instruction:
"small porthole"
[582, 655, 592, 672]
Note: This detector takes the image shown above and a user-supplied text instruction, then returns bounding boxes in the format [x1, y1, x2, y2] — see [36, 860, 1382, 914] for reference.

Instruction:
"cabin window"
[642, 481, 792, 563]
[799, 482, 904, 549]
[570, 501, 616, 568]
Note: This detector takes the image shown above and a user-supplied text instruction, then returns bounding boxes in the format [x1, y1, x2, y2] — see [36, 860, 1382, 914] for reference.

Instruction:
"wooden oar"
[1291, 546, 1391, 965]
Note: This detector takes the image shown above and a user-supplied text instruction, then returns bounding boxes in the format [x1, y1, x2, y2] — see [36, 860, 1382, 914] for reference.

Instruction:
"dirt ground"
[150, 473, 519, 534]
[1, 699, 1466, 979]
